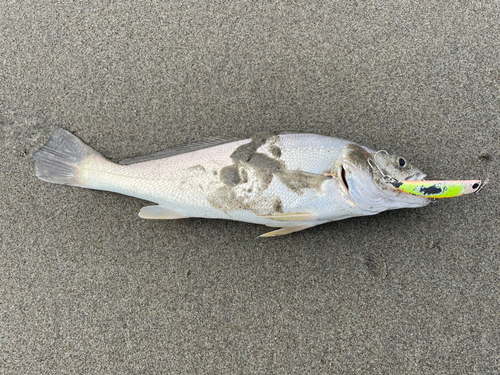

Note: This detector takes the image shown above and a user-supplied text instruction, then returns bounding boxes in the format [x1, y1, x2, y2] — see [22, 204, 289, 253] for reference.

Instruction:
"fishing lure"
[391, 179, 489, 199]
[368, 150, 489, 199]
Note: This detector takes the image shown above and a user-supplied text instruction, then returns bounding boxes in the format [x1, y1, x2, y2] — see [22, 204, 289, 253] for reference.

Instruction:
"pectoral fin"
[139, 205, 187, 220]
[258, 213, 315, 221]
[259, 225, 313, 237]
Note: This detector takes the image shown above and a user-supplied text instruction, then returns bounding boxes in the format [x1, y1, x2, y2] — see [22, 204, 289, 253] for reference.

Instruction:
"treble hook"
[367, 150, 397, 184]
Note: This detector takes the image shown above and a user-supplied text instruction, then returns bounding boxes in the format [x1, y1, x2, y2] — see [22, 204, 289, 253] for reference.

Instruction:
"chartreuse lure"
[391, 179, 489, 199]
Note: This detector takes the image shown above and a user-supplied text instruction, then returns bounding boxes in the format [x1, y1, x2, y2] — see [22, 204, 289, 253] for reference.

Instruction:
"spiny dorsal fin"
[119, 137, 239, 165]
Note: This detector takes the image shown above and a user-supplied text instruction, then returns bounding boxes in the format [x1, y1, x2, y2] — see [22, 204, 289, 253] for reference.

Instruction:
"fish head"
[337, 144, 430, 213]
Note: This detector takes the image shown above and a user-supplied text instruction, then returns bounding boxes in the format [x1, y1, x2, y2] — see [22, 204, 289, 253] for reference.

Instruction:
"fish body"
[34, 128, 432, 236]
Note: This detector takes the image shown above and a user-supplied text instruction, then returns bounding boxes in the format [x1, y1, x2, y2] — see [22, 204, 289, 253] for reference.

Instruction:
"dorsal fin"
[119, 137, 238, 165]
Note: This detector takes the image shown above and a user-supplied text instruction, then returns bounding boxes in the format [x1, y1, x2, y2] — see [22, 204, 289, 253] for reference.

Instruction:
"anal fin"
[259, 225, 313, 238]
[139, 205, 187, 220]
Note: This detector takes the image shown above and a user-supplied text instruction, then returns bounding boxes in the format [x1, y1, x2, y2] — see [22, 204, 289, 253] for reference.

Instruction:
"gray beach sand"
[1, 1, 499, 373]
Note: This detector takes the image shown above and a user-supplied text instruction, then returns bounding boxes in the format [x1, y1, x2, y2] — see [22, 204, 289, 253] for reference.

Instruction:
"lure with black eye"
[392, 179, 488, 199]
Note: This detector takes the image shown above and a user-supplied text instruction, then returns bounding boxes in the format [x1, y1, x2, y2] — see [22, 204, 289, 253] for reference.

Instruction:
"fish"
[33, 128, 486, 237]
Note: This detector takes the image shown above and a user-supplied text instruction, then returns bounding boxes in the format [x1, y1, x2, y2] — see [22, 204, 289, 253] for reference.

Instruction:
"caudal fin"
[34, 128, 103, 187]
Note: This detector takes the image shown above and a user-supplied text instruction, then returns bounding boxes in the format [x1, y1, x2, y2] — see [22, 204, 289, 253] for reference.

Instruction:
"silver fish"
[34, 128, 431, 237]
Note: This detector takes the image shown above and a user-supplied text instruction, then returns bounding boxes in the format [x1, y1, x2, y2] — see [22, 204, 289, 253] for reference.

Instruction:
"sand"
[1, 1, 499, 373]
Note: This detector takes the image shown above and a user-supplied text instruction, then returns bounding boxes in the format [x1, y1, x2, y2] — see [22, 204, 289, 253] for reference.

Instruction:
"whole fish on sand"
[33, 128, 487, 237]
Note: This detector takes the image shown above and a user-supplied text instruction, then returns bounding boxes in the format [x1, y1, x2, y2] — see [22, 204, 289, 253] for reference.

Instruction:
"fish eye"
[398, 158, 406, 168]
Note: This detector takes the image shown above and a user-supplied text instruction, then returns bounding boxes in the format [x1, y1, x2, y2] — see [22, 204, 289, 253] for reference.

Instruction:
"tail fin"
[34, 128, 103, 187]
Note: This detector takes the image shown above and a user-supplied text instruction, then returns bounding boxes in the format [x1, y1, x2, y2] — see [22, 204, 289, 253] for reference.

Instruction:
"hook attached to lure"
[368, 150, 489, 199]
[367, 150, 398, 184]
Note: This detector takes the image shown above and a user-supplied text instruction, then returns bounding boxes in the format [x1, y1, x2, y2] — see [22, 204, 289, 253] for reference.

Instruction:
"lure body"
[393, 179, 488, 199]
